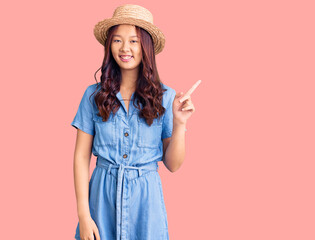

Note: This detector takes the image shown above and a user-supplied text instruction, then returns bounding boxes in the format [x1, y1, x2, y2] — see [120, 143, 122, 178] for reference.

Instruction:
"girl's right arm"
[73, 129, 100, 240]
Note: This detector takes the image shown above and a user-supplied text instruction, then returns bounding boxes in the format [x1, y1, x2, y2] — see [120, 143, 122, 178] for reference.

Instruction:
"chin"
[121, 66, 139, 71]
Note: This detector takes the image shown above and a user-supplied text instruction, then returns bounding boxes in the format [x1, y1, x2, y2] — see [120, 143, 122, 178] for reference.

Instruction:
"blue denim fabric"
[71, 82, 176, 240]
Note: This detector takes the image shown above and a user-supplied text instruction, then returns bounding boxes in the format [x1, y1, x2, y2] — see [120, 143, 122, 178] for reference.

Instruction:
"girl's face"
[111, 24, 142, 71]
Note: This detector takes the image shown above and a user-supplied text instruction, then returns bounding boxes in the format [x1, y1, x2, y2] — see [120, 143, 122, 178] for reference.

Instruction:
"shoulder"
[85, 82, 101, 95]
[161, 82, 175, 94]
[79, 83, 101, 110]
[161, 82, 176, 107]
[82, 83, 101, 102]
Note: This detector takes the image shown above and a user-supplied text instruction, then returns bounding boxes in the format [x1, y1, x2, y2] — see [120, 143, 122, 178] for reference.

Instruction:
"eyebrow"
[112, 35, 139, 38]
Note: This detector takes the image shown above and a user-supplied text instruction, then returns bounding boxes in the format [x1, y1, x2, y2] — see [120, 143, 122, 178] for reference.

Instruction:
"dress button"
[124, 132, 129, 137]
[123, 154, 127, 158]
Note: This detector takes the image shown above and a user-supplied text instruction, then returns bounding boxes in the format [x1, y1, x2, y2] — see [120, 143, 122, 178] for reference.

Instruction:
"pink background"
[1, 0, 314, 239]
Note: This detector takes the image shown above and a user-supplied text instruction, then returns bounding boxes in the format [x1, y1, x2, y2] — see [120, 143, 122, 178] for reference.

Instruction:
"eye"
[131, 40, 138, 43]
[113, 39, 120, 42]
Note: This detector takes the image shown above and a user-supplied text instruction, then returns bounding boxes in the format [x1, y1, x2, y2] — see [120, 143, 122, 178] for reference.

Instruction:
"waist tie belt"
[96, 157, 159, 240]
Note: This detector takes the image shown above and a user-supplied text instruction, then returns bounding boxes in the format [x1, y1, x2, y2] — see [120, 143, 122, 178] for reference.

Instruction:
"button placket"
[123, 127, 130, 161]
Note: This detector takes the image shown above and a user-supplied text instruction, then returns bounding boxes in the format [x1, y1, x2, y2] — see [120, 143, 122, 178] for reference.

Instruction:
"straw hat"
[93, 4, 165, 55]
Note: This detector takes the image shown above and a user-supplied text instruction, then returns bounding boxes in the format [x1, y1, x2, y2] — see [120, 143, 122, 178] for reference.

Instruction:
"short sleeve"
[71, 86, 95, 136]
[161, 89, 176, 140]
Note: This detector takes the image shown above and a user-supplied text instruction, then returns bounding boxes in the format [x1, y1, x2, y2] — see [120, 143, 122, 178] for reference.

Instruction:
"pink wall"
[1, 0, 314, 239]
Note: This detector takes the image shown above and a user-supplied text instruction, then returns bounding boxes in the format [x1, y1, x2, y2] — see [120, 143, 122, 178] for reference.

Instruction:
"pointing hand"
[173, 80, 201, 125]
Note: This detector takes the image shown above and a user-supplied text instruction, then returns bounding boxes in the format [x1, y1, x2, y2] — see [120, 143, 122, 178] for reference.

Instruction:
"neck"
[120, 68, 139, 92]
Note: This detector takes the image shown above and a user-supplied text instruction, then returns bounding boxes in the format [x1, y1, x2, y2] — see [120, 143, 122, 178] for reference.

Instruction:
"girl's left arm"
[163, 80, 201, 172]
[163, 122, 186, 172]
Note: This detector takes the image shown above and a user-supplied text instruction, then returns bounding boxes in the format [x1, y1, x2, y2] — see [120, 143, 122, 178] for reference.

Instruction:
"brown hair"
[91, 24, 168, 126]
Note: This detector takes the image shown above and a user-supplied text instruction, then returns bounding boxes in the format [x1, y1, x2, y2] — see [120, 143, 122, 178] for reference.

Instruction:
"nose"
[120, 41, 131, 53]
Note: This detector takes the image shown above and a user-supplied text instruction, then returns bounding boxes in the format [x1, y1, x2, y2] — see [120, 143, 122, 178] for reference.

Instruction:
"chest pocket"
[93, 114, 117, 146]
[137, 116, 163, 148]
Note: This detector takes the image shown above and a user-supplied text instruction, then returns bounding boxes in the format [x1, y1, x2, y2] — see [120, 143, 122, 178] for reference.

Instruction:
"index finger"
[179, 80, 202, 102]
[186, 79, 202, 96]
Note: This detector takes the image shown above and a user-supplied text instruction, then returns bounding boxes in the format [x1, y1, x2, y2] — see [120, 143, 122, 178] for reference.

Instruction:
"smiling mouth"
[119, 56, 133, 62]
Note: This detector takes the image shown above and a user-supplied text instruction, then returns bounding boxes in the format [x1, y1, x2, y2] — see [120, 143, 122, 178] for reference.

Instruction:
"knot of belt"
[96, 158, 158, 240]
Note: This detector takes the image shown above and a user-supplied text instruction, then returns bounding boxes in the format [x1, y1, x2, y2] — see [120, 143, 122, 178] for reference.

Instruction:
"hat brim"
[93, 17, 165, 55]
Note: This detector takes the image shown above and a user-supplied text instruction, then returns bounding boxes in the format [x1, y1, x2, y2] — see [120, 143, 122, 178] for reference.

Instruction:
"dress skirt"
[74, 156, 169, 240]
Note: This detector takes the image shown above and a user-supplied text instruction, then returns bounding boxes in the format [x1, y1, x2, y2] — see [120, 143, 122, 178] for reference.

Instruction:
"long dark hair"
[90, 24, 168, 126]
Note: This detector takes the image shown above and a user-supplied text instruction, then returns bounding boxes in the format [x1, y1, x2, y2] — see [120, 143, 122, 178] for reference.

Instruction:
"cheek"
[136, 48, 142, 58]
[111, 45, 118, 54]
[136, 53, 142, 63]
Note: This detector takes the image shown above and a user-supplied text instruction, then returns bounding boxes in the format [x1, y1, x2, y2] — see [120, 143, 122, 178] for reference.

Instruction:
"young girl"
[71, 4, 199, 240]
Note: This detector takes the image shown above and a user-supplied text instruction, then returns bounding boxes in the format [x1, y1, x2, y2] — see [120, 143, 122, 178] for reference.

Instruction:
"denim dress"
[71, 82, 176, 240]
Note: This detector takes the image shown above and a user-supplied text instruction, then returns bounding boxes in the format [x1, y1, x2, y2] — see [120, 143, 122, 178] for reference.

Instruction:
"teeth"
[120, 56, 132, 59]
